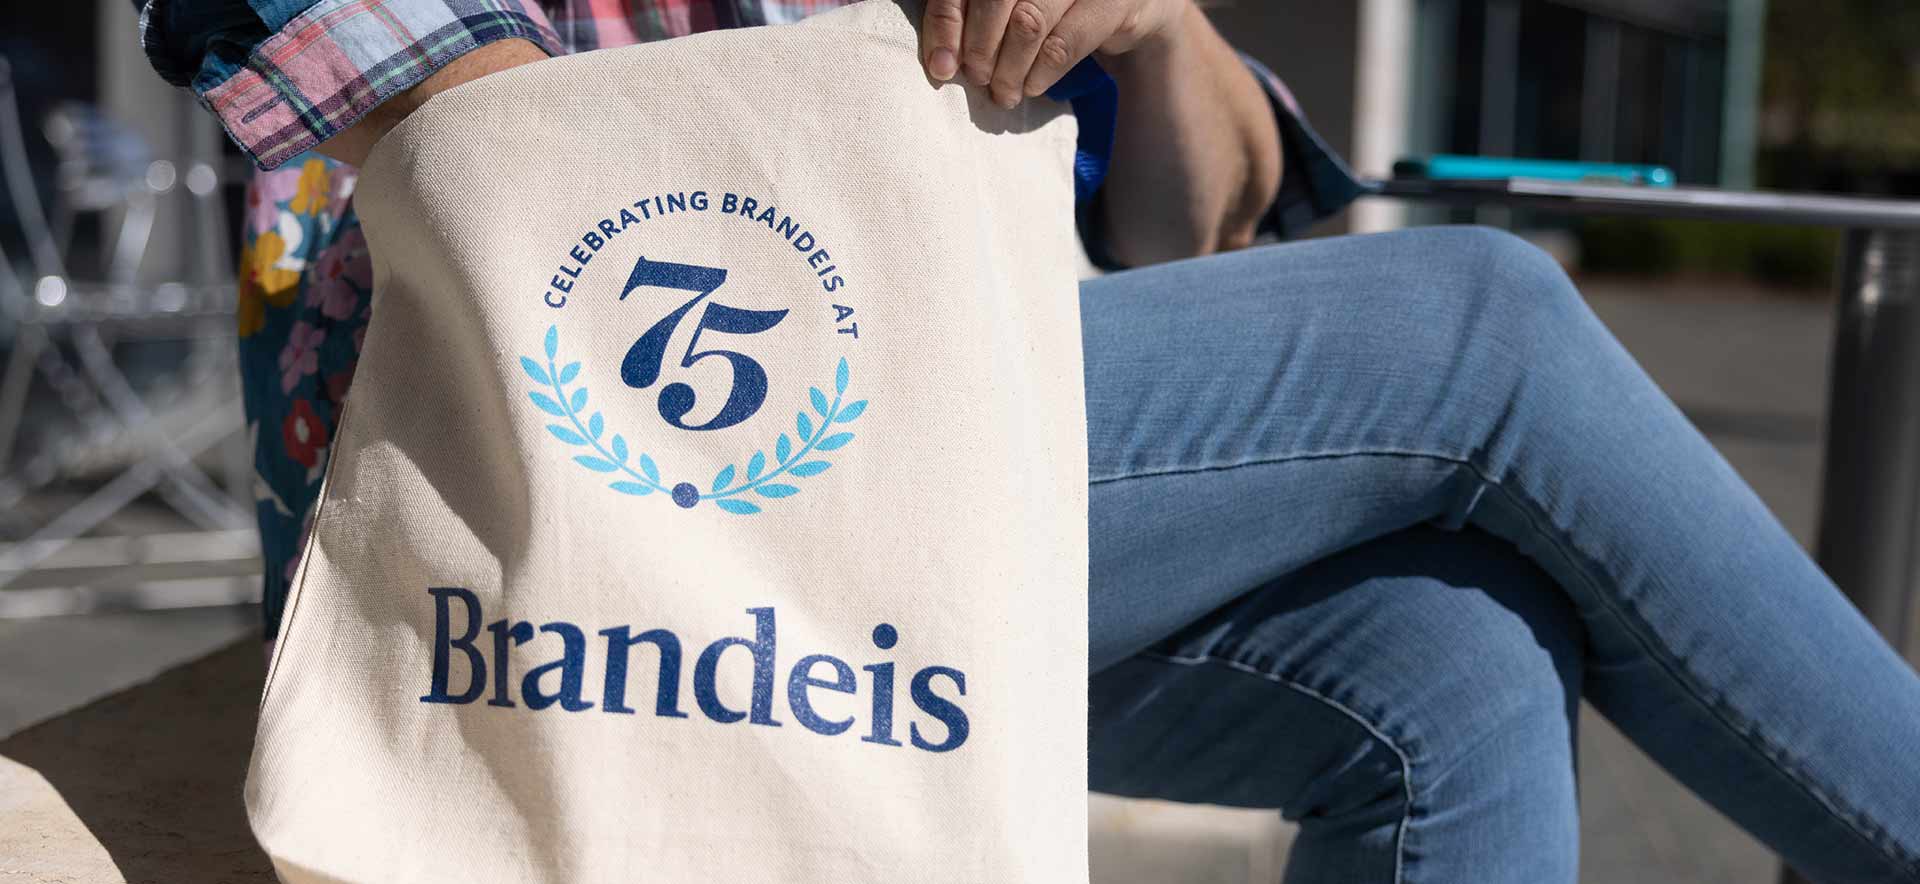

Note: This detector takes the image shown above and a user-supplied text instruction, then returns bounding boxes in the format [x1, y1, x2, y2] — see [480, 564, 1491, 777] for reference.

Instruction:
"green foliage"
[1763, 0, 1920, 167]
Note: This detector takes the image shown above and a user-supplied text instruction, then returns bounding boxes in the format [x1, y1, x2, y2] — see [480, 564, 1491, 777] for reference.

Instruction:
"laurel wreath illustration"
[519, 326, 863, 514]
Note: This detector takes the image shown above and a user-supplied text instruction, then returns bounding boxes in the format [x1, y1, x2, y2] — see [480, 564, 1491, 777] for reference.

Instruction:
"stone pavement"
[3, 282, 1908, 883]
[0, 640, 267, 884]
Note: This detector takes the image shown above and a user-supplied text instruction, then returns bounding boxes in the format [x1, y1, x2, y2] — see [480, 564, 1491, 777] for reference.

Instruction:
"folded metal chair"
[0, 55, 257, 613]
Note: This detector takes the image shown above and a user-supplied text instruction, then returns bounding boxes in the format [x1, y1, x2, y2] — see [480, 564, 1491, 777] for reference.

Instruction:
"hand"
[921, 0, 1188, 108]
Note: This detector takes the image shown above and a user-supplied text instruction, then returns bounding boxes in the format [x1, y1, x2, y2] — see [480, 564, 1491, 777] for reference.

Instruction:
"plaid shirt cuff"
[195, 0, 564, 169]
[1239, 53, 1366, 239]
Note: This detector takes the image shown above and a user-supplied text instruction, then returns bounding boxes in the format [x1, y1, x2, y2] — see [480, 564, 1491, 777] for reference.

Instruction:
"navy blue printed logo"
[433, 195, 974, 751]
[523, 190, 864, 514]
[418, 589, 970, 753]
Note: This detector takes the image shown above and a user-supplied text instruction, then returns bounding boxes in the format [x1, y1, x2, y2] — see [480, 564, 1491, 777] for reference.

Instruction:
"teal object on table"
[1395, 155, 1676, 188]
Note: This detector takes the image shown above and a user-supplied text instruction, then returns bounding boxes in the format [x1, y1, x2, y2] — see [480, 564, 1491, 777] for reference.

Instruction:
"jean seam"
[1100, 448, 1920, 876]
[1139, 650, 1417, 884]
[1470, 474, 1920, 878]
[1088, 446, 1470, 487]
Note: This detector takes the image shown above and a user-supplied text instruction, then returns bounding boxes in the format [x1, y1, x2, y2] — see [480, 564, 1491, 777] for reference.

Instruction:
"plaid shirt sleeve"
[138, 0, 565, 169]
[1239, 53, 1365, 240]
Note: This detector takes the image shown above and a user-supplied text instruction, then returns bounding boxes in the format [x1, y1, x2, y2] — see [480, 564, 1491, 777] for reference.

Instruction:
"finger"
[1021, 0, 1121, 97]
[990, 0, 1067, 108]
[921, 0, 964, 81]
[960, 0, 1017, 86]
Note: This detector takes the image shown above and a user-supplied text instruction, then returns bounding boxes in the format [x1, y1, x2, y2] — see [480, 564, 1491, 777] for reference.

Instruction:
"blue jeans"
[1080, 226, 1920, 883]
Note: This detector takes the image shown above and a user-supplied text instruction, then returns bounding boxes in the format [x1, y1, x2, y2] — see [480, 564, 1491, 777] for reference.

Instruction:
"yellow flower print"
[237, 230, 301, 337]
[288, 158, 331, 216]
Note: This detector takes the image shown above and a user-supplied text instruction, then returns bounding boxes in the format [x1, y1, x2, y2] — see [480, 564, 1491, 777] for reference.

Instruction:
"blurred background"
[2, 1, 1918, 882]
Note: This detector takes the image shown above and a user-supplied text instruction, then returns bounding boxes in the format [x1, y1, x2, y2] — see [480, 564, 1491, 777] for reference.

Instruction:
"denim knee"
[1281, 544, 1584, 877]
[1101, 526, 1583, 812]
[1421, 225, 1593, 359]
[1301, 569, 1580, 813]
[1387, 593, 1581, 799]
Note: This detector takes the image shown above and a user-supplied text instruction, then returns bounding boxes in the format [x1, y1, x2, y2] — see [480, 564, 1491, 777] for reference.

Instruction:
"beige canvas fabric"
[244, 1, 1091, 881]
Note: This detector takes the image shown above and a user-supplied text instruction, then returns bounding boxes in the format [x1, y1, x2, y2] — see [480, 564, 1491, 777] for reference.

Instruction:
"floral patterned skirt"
[238, 156, 369, 636]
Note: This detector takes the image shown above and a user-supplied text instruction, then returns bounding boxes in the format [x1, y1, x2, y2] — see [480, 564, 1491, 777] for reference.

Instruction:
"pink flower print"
[339, 228, 372, 286]
[310, 232, 370, 320]
[279, 321, 325, 394]
[244, 169, 300, 236]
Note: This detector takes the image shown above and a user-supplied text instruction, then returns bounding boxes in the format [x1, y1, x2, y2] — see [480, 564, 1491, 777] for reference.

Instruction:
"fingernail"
[995, 90, 1019, 109]
[929, 48, 957, 81]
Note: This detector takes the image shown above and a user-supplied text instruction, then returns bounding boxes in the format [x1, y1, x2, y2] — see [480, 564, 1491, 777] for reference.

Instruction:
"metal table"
[1369, 178, 1920, 884]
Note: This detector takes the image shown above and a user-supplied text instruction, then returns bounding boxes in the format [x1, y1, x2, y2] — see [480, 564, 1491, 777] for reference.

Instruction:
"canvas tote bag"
[245, 1, 1094, 880]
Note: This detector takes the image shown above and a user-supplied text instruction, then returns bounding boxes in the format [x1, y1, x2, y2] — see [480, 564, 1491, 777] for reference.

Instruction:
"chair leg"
[0, 325, 41, 470]
[71, 325, 249, 531]
[108, 192, 156, 288]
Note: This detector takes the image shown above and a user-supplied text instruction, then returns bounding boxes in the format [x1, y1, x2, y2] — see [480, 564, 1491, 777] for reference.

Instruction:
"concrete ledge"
[0, 639, 1285, 884]
[0, 639, 271, 883]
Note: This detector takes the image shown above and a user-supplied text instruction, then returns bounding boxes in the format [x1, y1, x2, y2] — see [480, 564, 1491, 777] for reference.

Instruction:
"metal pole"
[1814, 228, 1920, 647]
[1783, 228, 1920, 882]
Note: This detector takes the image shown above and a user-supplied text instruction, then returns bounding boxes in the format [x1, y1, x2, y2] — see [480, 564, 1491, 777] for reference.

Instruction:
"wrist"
[1096, 2, 1197, 83]
[317, 38, 548, 167]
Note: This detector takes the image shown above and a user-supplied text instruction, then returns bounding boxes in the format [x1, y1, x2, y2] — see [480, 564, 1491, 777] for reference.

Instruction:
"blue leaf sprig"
[521, 326, 863, 515]
[520, 325, 670, 500]
[700, 356, 863, 515]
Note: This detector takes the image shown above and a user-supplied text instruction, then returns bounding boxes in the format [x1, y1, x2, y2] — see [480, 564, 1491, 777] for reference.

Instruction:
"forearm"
[314, 38, 549, 168]
[1097, 4, 1282, 266]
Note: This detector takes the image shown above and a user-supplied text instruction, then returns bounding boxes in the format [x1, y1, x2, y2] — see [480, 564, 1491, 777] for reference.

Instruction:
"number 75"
[619, 256, 789, 432]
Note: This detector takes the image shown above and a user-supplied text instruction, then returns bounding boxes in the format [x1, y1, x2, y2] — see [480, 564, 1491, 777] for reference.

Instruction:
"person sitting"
[135, 0, 1920, 878]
